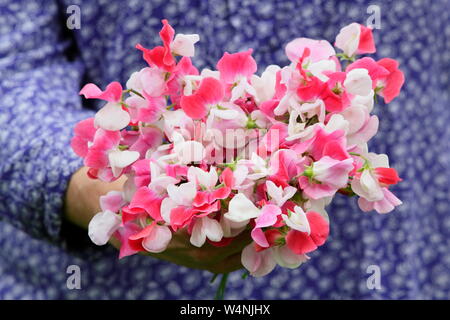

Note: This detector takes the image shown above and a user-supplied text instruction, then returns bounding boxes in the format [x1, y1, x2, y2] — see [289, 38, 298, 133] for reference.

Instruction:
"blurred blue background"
[0, 0, 449, 299]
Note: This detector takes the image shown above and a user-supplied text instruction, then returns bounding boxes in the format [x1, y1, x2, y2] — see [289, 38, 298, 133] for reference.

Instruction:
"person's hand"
[64, 166, 251, 273]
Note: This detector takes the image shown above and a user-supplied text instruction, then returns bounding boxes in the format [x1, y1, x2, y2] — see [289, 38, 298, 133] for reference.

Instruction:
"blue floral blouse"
[0, 0, 449, 299]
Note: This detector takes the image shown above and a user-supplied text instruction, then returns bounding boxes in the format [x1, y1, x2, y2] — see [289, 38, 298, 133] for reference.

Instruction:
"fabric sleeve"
[0, 0, 94, 242]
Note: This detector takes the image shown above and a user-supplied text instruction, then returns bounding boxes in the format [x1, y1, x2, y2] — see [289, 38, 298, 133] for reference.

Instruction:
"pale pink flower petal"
[94, 102, 130, 131]
[285, 38, 335, 63]
[171, 34, 200, 57]
[335, 22, 361, 57]
[141, 224, 172, 253]
[88, 210, 121, 246]
[344, 68, 373, 96]
[241, 244, 277, 277]
[100, 190, 125, 213]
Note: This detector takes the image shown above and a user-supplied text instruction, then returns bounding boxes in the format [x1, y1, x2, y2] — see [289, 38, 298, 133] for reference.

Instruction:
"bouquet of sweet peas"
[71, 20, 404, 278]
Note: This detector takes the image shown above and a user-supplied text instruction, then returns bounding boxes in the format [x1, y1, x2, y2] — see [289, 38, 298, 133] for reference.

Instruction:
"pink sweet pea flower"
[217, 49, 257, 83]
[335, 23, 376, 57]
[299, 156, 354, 200]
[285, 37, 336, 63]
[99, 190, 126, 213]
[159, 19, 176, 68]
[126, 95, 166, 124]
[358, 25, 376, 54]
[136, 20, 199, 72]
[217, 49, 258, 101]
[80, 82, 131, 131]
[84, 129, 121, 169]
[251, 204, 282, 248]
[346, 57, 390, 89]
[296, 75, 327, 103]
[320, 72, 351, 112]
[376, 58, 405, 103]
[128, 222, 172, 253]
[136, 44, 174, 72]
[122, 186, 164, 224]
[160, 181, 220, 231]
[374, 167, 402, 186]
[351, 153, 402, 203]
[166, 57, 200, 105]
[80, 81, 122, 102]
[71, 118, 96, 158]
[285, 210, 329, 255]
[188, 167, 231, 205]
[307, 127, 348, 161]
[115, 222, 145, 258]
[130, 159, 151, 189]
[180, 77, 224, 119]
[129, 126, 164, 158]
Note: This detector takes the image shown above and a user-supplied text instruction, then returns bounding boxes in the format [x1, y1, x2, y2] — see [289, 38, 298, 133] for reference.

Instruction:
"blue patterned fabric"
[0, 0, 449, 299]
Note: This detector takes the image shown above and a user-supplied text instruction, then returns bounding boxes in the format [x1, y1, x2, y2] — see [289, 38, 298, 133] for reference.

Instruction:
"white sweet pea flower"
[351, 90, 375, 113]
[182, 75, 203, 96]
[307, 59, 336, 82]
[351, 152, 390, 202]
[88, 210, 121, 246]
[244, 153, 273, 180]
[286, 109, 318, 141]
[224, 193, 261, 228]
[230, 77, 257, 102]
[171, 34, 200, 57]
[171, 131, 205, 164]
[161, 181, 197, 224]
[94, 102, 130, 131]
[163, 109, 194, 140]
[200, 68, 221, 80]
[148, 161, 178, 195]
[250, 110, 270, 129]
[351, 169, 384, 201]
[344, 68, 372, 96]
[167, 181, 197, 206]
[209, 105, 239, 120]
[281, 206, 311, 234]
[190, 216, 224, 247]
[187, 166, 218, 190]
[298, 99, 326, 123]
[142, 225, 173, 253]
[324, 114, 349, 134]
[340, 105, 369, 135]
[251, 65, 280, 104]
[266, 181, 297, 207]
[108, 149, 140, 177]
[335, 22, 361, 57]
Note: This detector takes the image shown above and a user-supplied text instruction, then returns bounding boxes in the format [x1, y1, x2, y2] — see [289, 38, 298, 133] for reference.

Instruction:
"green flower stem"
[214, 273, 229, 300]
